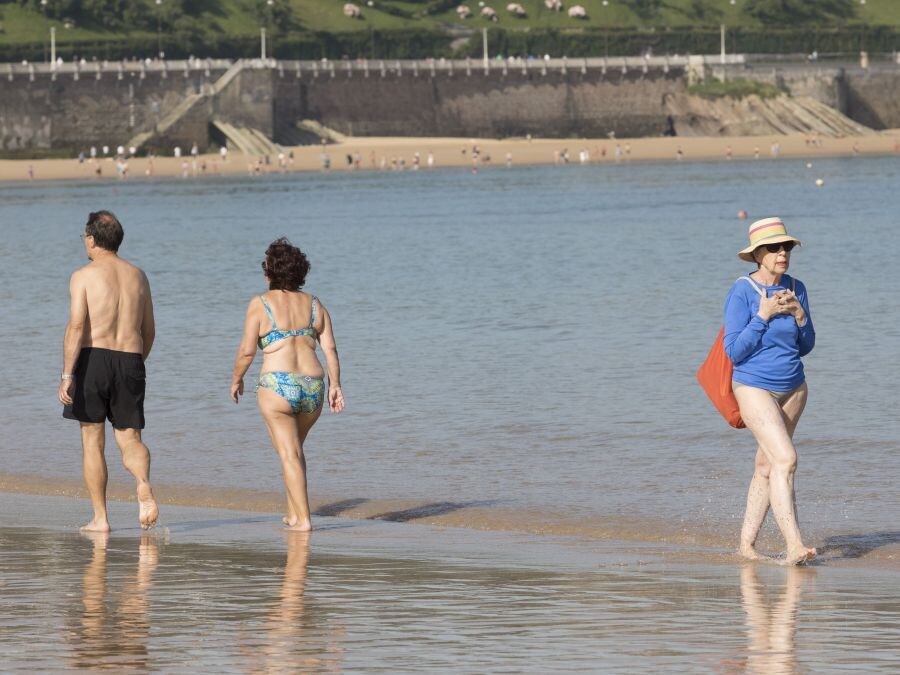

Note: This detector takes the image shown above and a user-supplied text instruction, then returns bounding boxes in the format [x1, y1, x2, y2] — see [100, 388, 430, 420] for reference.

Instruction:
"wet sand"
[2, 131, 899, 182]
[2, 473, 896, 570]
[1, 490, 898, 671]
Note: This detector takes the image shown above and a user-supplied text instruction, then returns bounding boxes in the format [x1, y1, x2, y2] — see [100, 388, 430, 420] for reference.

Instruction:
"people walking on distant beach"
[230, 238, 344, 532]
[59, 211, 158, 532]
[724, 217, 816, 565]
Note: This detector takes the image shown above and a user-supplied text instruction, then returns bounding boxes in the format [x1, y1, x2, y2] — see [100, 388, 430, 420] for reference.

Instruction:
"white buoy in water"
[806, 162, 813, 169]
[815, 178, 824, 186]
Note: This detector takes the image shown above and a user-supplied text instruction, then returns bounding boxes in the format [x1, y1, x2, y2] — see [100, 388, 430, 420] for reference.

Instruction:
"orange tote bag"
[697, 326, 745, 428]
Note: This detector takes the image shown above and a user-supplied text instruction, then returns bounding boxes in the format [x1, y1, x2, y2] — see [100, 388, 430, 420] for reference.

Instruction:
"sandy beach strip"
[2, 131, 899, 183]
[2, 472, 897, 568]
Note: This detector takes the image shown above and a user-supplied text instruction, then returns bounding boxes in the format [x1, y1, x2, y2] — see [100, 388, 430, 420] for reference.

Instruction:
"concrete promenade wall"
[0, 60, 231, 152]
[274, 67, 686, 140]
[2, 56, 900, 154]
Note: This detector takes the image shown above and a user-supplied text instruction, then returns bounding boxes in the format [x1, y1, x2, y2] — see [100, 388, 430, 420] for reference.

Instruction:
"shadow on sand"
[817, 531, 900, 560]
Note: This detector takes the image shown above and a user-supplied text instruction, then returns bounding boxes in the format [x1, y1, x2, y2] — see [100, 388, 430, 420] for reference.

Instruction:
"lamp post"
[155, 0, 163, 59]
[261, 0, 274, 61]
[40, 0, 48, 64]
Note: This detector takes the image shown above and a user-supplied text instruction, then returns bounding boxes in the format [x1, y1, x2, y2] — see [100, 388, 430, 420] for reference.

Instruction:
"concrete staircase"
[667, 93, 878, 137]
[210, 120, 282, 157]
[127, 61, 260, 153]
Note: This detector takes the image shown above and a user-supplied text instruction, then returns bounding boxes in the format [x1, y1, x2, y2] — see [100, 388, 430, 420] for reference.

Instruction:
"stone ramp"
[210, 120, 282, 157]
[668, 93, 878, 137]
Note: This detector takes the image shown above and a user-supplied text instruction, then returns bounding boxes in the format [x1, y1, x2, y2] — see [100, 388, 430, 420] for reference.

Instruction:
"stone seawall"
[2, 57, 899, 155]
[275, 67, 686, 140]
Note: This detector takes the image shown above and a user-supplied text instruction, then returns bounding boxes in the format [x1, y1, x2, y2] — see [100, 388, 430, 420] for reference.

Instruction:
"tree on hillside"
[742, 0, 855, 25]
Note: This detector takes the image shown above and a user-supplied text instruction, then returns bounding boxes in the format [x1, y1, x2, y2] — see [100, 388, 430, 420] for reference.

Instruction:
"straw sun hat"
[738, 217, 802, 262]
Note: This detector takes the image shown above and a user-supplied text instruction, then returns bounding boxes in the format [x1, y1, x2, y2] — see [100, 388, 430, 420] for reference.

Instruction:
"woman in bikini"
[724, 218, 816, 565]
[230, 237, 344, 531]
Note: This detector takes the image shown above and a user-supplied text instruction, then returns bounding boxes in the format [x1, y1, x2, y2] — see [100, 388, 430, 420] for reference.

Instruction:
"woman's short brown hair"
[263, 237, 310, 291]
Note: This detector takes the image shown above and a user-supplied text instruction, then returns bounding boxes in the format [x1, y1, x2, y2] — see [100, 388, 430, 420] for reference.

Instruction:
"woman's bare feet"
[739, 544, 770, 561]
[80, 518, 111, 533]
[782, 547, 816, 566]
[283, 516, 312, 532]
[137, 481, 158, 530]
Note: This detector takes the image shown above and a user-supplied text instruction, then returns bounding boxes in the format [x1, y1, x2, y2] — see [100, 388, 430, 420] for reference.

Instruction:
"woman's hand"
[328, 384, 345, 413]
[757, 292, 790, 321]
[231, 378, 244, 404]
[777, 290, 807, 326]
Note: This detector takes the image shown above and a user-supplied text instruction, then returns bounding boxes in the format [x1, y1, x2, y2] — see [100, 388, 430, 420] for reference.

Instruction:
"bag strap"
[739, 276, 766, 297]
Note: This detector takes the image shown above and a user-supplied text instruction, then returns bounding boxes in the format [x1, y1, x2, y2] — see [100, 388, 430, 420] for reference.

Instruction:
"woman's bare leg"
[258, 388, 321, 531]
[739, 447, 772, 560]
[739, 384, 808, 559]
[735, 383, 814, 564]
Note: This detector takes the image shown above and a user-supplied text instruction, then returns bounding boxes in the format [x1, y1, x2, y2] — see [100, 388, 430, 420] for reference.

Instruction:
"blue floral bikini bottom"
[257, 372, 324, 415]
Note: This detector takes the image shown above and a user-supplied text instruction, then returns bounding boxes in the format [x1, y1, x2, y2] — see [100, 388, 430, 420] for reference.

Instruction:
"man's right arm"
[59, 271, 87, 404]
[141, 274, 155, 361]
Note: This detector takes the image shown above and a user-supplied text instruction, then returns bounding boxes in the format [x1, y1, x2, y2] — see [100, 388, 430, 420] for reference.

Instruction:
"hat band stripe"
[750, 232, 793, 246]
[749, 220, 784, 235]
[749, 228, 787, 244]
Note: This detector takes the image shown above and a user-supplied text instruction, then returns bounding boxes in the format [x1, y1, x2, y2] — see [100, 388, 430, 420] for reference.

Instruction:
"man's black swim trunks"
[63, 347, 146, 429]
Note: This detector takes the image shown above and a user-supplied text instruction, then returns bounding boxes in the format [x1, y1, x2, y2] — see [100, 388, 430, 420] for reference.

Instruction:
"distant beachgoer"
[505, 152, 512, 168]
[59, 211, 158, 532]
[770, 142, 780, 159]
[676, 146, 684, 161]
[427, 152, 434, 168]
[230, 238, 344, 531]
[90, 146, 97, 161]
[754, 147, 760, 160]
[220, 146, 228, 161]
[173, 146, 181, 158]
[191, 142, 199, 157]
[725, 145, 733, 160]
[102, 145, 109, 157]
[78, 151, 85, 164]
[614, 144, 622, 162]
[725, 218, 816, 565]
[27, 164, 34, 180]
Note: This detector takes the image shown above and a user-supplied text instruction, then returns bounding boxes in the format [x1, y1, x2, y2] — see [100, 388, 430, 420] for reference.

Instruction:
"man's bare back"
[74, 257, 154, 356]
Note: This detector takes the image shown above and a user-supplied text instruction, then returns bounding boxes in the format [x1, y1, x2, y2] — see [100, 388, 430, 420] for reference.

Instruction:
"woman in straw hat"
[724, 217, 817, 565]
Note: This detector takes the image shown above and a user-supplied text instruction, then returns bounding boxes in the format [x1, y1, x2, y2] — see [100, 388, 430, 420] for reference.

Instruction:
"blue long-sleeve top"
[723, 274, 815, 391]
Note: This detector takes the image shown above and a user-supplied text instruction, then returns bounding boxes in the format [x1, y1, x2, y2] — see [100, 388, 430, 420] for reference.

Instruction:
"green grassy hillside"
[1, 0, 899, 61]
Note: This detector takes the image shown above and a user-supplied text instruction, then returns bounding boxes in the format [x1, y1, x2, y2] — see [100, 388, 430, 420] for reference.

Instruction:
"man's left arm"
[141, 274, 155, 361]
[59, 271, 87, 405]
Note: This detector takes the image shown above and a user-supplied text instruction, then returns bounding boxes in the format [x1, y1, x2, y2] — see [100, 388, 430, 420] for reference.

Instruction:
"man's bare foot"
[137, 482, 159, 530]
[782, 547, 817, 566]
[283, 517, 312, 532]
[739, 544, 770, 561]
[80, 518, 111, 533]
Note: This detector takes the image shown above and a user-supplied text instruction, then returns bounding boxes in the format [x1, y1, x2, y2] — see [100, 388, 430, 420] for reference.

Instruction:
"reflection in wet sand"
[740, 564, 811, 674]
[71, 532, 158, 670]
[258, 533, 344, 673]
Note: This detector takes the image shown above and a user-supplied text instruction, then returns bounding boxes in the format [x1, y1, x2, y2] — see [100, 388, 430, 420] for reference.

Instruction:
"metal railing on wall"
[5, 53, 899, 81]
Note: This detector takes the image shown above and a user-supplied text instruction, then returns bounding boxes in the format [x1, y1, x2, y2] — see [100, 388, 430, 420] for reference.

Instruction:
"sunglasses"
[761, 241, 795, 254]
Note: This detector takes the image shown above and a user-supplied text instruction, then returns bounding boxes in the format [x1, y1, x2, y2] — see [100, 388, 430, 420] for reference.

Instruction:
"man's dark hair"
[85, 210, 124, 252]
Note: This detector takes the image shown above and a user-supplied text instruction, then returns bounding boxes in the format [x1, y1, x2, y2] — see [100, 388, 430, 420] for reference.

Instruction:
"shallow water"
[0, 494, 898, 672]
[0, 158, 898, 548]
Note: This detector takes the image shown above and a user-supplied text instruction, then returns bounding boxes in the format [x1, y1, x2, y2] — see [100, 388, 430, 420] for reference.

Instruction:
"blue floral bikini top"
[258, 294, 319, 349]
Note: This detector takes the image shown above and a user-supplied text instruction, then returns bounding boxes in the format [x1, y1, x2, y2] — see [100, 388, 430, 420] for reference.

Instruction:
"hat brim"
[738, 234, 802, 262]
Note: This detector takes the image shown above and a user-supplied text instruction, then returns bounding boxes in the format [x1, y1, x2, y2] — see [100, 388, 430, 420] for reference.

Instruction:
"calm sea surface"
[1, 157, 898, 543]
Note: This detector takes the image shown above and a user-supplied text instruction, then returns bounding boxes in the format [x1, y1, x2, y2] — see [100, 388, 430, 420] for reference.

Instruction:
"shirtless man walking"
[58, 211, 159, 532]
